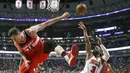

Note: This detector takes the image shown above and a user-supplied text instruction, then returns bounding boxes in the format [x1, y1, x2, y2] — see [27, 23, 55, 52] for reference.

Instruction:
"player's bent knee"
[54, 45, 65, 54]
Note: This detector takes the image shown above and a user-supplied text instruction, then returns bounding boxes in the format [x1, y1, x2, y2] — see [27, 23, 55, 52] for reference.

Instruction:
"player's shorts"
[43, 40, 56, 53]
[19, 40, 56, 73]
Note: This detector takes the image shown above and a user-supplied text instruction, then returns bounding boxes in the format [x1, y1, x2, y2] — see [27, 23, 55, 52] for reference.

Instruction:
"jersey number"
[91, 66, 96, 73]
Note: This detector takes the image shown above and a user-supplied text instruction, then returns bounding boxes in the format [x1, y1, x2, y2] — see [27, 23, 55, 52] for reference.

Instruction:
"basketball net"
[47, 0, 60, 12]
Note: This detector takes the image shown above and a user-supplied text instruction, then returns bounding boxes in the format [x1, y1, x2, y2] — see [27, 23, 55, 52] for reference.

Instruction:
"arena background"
[0, 0, 130, 73]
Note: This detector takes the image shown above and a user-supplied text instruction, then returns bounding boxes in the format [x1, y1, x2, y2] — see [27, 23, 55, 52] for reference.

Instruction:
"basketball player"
[78, 21, 110, 73]
[8, 12, 79, 73]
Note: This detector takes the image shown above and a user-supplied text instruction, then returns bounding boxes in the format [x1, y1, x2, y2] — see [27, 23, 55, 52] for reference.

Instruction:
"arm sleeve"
[100, 44, 110, 61]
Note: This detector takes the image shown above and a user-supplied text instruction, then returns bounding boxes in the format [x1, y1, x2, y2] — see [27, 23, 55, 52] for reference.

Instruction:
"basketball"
[76, 4, 87, 14]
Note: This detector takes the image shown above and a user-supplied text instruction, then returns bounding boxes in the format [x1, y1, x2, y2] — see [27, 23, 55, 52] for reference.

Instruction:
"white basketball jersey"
[80, 56, 99, 73]
[97, 58, 103, 73]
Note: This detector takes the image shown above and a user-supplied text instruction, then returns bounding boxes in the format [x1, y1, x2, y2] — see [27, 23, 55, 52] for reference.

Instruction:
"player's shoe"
[68, 44, 79, 67]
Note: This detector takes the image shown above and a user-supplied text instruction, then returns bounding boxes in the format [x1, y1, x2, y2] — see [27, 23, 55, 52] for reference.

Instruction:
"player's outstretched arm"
[26, 12, 70, 37]
[78, 21, 92, 60]
[97, 37, 110, 61]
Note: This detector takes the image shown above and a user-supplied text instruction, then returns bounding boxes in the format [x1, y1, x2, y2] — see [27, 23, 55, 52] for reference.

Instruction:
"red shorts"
[19, 49, 50, 73]
[19, 40, 55, 73]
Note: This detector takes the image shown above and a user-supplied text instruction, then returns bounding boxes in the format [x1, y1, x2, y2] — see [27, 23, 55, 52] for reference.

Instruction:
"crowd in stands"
[0, 57, 130, 73]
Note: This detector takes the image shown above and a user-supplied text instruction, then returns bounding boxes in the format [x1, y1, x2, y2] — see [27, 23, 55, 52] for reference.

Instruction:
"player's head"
[93, 45, 103, 58]
[8, 27, 22, 42]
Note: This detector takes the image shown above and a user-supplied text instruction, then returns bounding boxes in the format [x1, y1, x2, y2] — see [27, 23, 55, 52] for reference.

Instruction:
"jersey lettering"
[91, 66, 97, 73]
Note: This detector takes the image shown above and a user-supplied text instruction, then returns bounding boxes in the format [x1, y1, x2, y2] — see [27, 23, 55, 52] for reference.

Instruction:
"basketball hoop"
[47, 0, 60, 12]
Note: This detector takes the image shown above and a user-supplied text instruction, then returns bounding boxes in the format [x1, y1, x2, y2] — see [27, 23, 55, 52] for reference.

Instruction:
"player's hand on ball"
[25, 60, 30, 69]
[78, 21, 86, 30]
[61, 12, 70, 19]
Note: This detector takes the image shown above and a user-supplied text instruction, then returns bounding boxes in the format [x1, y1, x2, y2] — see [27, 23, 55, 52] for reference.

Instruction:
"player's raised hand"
[96, 37, 102, 45]
[61, 12, 70, 19]
[78, 21, 86, 30]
